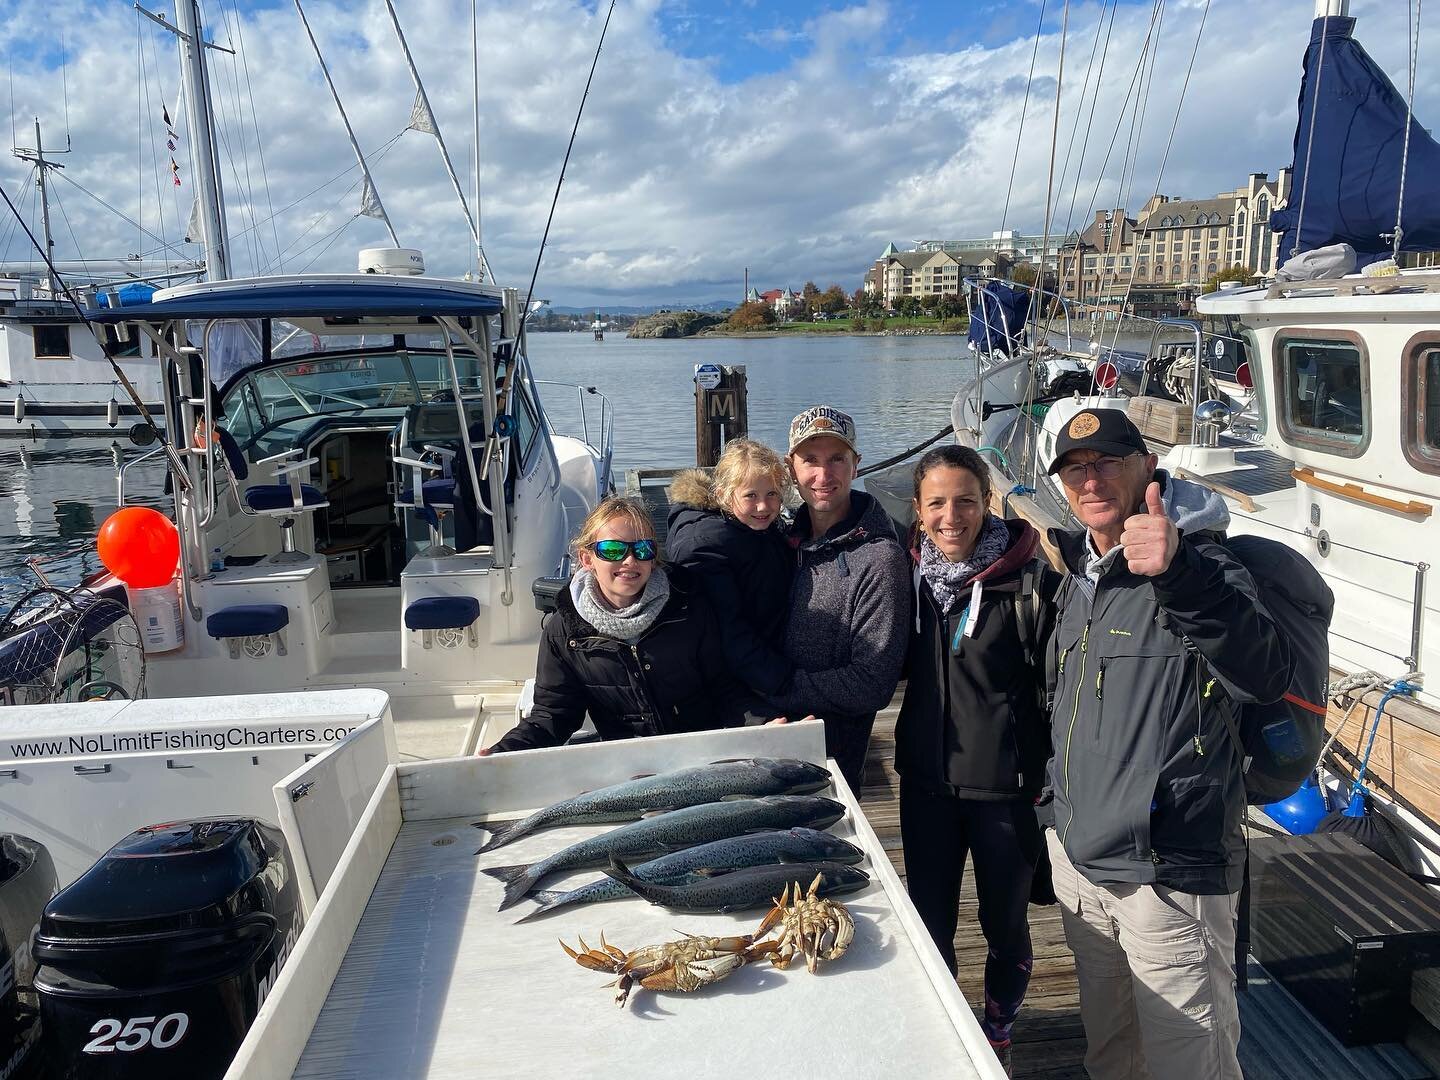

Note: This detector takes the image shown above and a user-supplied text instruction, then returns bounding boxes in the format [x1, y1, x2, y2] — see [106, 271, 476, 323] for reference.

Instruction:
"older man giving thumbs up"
[1040, 408, 1289, 1080]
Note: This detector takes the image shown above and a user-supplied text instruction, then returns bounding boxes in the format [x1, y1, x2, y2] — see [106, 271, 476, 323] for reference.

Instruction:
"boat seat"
[395, 448, 459, 556]
[404, 595, 480, 650]
[206, 604, 289, 660]
[215, 429, 330, 564]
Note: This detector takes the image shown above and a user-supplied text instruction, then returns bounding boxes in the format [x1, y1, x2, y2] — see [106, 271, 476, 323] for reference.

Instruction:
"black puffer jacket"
[666, 473, 794, 696]
[895, 519, 1059, 800]
[493, 569, 756, 752]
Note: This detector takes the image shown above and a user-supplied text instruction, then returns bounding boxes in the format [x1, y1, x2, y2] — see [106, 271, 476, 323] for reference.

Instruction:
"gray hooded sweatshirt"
[1048, 472, 1290, 895]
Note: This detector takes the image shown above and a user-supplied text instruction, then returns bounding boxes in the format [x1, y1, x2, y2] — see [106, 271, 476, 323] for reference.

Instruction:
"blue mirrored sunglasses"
[592, 538, 657, 562]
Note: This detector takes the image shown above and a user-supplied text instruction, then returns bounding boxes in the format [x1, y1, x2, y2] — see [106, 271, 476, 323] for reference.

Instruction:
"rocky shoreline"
[624, 310, 967, 339]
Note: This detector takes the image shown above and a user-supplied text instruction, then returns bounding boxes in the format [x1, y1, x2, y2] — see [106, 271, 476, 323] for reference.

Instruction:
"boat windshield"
[220, 348, 489, 458]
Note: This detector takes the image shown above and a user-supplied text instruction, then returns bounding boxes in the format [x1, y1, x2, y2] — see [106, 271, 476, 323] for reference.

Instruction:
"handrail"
[1171, 466, 1257, 513]
[1291, 466, 1434, 518]
[116, 444, 165, 507]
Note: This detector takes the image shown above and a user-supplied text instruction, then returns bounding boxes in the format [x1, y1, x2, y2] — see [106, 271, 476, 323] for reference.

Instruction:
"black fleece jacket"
[493, 570, 756, 752]
[665, 502, 794, 696]
[896, 519, 1059, 800]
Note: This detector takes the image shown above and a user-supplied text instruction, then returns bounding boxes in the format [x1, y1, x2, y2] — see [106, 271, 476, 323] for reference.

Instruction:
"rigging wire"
[0, 165, 36, 265]
[1292, 8, 1332, 256]
[49, 184, 93, 282]
[206, 0, 263, 274]
[998, 0, 1049, 241]
[138, 25, 174, 259]
[0, 174, 189, 483]
[1054, 0, 1114, 235]
[519, 0, 618, 337]
[1062, 0, 1164, 312]
[55, 172, 196, 264]
[227, 0, 284, 273]
[1394, 0, 1421, 259]
[1104, 0, 1210, 361]
[1035, 0, 1070, 340]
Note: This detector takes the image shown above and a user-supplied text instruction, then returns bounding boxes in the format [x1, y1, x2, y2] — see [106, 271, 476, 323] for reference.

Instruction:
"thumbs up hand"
[1121, 481, 1179, 576]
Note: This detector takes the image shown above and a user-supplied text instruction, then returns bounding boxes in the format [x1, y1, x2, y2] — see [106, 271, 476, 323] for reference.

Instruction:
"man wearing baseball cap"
[1043, 407, 1289, 1079]
[764, 406, 909, 797]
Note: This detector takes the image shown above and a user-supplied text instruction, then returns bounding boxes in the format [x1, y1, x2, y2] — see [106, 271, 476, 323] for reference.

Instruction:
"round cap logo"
[1067, 412, 1101, 439]
[810, 417, 835, 432]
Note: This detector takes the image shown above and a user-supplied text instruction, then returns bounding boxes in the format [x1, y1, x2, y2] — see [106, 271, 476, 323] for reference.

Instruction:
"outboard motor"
[34, 818, 301, 1079]
[0, 835, 58, 1078]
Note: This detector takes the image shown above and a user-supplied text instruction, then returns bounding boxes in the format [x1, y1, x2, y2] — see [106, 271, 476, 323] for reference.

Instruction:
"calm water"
[0, 332, 980, 606]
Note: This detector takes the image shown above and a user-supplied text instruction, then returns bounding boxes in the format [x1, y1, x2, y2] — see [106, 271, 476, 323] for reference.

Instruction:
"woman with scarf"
[485, 495, 756, 753]
[895, 445, 1059, 1075]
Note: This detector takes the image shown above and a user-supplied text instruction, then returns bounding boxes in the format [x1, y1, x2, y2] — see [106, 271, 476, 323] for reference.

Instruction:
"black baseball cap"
[1046, 408, 1149, 474]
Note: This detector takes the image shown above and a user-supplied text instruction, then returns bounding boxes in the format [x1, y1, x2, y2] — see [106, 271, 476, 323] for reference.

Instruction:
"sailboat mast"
[1315, 0, 1349, 15]
[173, 0, 232, 281]
[32, 121, 55, 287]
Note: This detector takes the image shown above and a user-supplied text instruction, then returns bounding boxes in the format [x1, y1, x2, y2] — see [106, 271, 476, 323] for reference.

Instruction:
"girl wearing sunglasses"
[484, 495, 757, 753]
[664, 440, 794, 697]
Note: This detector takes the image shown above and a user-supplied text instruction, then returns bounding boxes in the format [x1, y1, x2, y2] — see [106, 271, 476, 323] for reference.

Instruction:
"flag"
[185, 199, 201, 243]
[359, 177, 384, 219]
[167, 138, 176, 151]
[407, 91, 436, 135]
[162, 105, 173, 127]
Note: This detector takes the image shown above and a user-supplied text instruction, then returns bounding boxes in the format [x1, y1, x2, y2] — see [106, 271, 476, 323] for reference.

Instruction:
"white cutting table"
[227, 721, 1005, 1079]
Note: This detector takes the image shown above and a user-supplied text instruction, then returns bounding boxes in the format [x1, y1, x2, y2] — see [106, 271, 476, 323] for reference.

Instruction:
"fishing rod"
[517, 0, 617, 340]
[0, 175, 191, 487]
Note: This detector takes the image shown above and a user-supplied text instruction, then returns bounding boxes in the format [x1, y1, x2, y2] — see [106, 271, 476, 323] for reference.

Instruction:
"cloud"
[0, 0, 1433, 306]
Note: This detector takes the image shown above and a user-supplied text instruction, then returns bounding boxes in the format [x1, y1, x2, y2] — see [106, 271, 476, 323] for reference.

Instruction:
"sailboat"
[865, 0, 1440, 1065]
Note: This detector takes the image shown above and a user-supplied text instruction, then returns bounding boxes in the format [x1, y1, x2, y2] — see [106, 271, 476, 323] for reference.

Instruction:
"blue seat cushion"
[245, 485, 325, 513]
[405, 595, 480, 631]
[207, 604, 290, 639]
[399, 477, 457, 509]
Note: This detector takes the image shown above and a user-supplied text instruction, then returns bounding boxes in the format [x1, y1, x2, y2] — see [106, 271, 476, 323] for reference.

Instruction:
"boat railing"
[117, 444, 166, 507]
[534, 379, 614, 461]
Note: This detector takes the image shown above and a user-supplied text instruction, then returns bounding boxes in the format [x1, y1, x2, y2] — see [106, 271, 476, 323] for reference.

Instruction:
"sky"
[0, 0, 1434, 308]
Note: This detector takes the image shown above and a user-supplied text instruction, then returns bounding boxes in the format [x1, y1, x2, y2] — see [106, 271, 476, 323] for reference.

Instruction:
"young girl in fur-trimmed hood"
[665, 439, 794, 696]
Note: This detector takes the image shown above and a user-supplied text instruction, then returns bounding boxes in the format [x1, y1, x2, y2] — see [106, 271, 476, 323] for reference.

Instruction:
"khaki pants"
[1046, 830, 1241, 1080]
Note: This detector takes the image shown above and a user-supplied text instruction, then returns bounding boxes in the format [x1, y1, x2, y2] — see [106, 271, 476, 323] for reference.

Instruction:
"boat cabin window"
[33, 324, 70, 359]
[1275, 335, 1368, 456]
[511, 383, 540, 468]
[1405, 343, 1440, 474]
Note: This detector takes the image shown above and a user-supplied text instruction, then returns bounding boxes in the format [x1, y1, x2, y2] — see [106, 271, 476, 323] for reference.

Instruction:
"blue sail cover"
[1272, 16, 1440, 261]
[967, 281, 1030, 355]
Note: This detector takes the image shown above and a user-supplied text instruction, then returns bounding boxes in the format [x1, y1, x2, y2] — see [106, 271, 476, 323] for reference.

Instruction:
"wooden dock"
[860, 702, 1088, 1079]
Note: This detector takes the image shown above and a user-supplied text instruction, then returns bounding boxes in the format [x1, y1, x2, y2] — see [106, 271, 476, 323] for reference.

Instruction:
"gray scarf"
[572, 567, 671, 642]
[919, 514, 1011, 614]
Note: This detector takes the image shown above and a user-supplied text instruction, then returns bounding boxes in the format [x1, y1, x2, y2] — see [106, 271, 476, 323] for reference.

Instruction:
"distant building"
[863, 243, 1012, 307]
[757, 287, 801, 318]
[1055, 169, 1294, 318]
[913, 230, 1062, 268]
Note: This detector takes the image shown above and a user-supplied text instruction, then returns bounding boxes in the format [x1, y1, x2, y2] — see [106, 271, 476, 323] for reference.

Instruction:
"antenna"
[12, 118, 71, 291]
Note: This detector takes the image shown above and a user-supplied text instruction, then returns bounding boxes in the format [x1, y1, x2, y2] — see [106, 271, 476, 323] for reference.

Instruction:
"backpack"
[1013, 560, 1062, 710]
[1212, 535, 1335, 805]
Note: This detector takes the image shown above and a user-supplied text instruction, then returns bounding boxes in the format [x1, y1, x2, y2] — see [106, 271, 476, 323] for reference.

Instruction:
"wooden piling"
[693, 364, 748, 467]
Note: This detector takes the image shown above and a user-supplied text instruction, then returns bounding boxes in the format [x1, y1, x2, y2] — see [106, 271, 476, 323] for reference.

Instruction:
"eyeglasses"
[1057, 454, 1138, 488]
[591, 538, 657, 562]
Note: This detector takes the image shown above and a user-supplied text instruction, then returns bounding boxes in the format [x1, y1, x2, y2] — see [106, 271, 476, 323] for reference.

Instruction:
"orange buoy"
[96, 507, 181, 588]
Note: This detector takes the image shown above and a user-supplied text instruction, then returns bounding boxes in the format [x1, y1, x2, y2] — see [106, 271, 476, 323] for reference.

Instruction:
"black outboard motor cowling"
[0, 834, 58, 1078]
[34, 818, 301, 1080]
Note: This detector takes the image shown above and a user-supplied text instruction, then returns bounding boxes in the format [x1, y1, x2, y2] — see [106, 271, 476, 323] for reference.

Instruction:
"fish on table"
[516, 825, 865, 922]
[472, 758, 832, 854]
[482, 795, 846, 910]
[601, 857, 870, 914]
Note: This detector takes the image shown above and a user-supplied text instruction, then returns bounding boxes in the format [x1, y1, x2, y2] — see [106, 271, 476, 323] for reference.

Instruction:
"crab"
[756, 871, 855, 973]
[560, 931, 776, 1007]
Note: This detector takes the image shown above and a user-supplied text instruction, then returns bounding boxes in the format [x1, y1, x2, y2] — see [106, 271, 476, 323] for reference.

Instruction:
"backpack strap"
[1013, 563, 1040, 669]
